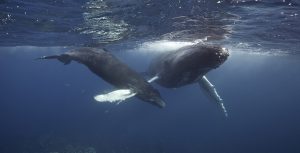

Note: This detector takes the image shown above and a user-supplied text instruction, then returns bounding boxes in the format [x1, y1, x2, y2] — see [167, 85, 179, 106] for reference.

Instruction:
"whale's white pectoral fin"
[148, 75, 160, 83]
[94, 89, 137, 104]
[198, 76, 228, 117]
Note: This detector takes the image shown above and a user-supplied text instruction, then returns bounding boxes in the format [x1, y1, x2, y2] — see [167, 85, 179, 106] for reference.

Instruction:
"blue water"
[1, 0, 300, 153]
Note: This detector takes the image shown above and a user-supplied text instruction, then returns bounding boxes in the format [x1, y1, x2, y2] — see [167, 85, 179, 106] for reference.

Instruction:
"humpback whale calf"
[37, 47, 166, 108]
[148, 44, 229, 116]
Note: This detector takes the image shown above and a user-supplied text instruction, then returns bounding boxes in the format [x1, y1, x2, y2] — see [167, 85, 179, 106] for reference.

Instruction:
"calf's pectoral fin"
[94, 89, 137, 104]
[198, 76, 228, 117]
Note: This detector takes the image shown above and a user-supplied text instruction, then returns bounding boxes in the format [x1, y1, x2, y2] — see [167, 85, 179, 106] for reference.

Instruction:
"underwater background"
[0, 0, 300, 153]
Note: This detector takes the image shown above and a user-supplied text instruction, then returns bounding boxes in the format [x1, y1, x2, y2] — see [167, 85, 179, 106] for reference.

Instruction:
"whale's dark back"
[148, 44, 229, 88]
[66, 48, 139, 89]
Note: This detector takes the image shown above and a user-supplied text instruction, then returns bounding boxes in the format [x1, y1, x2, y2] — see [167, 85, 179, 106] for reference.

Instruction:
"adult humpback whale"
[38, 47, 166, 108]
[148, 44, 229, 116]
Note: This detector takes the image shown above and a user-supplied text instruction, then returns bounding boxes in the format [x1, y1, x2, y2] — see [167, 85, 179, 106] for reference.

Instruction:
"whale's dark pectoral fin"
[198, 76, 228, 117]
[36, 54, 71, 65]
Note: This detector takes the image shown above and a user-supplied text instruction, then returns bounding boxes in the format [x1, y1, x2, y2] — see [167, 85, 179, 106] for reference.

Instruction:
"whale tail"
[36, 54, 71, 65]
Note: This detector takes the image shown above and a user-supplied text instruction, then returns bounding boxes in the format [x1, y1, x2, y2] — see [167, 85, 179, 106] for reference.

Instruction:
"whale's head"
[182, 45, 229, 73]
[203, 46, 229, 69]
[136, 88, 166, 108]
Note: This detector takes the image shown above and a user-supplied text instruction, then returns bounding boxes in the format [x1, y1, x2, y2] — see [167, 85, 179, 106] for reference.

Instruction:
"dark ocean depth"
[0, 0, 300, 153]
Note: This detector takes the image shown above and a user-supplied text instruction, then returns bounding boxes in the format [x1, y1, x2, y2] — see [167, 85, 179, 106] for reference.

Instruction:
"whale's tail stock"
[36, 54, 71, 65]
